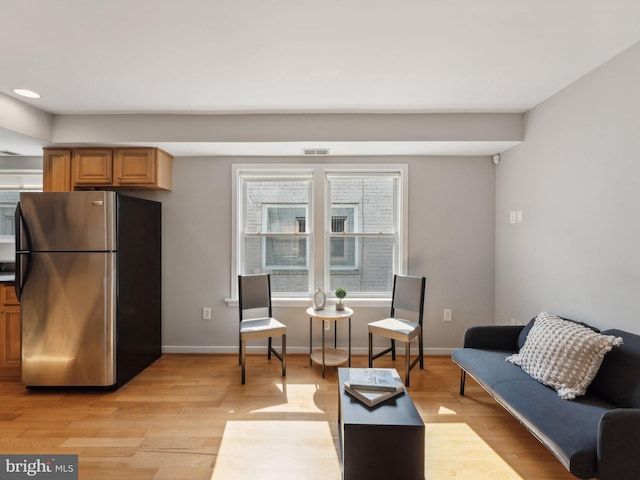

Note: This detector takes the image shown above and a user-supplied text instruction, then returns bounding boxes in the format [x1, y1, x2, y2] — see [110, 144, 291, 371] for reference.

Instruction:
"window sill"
[225, 297, 391, 309]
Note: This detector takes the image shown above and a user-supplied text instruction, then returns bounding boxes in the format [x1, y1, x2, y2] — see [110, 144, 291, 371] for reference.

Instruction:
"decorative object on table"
[343, 368, 404, 407]
[312, 287, 326, 310]
[335, 287, 347, 310]
[347, 368, 398, 391]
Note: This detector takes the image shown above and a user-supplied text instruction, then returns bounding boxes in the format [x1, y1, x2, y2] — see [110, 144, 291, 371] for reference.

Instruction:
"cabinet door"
[73, 149, 113, 185]
[0, 284, 20, 378]
[114, 148, 156, 186]
[2, 286, 19, 306]
[0, 307, 20, 370]
[43, 149, 73, 192]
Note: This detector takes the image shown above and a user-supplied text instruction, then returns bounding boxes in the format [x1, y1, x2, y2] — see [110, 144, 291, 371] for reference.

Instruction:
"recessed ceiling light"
[13, 88, 41, 99]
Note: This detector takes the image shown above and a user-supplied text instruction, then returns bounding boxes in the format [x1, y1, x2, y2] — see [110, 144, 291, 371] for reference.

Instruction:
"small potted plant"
[335, 287, 347, 310]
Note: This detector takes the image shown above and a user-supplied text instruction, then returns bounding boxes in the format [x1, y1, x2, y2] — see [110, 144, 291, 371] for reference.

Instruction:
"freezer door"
[21, 252, 116, 387]
[18, 191, 116, 252]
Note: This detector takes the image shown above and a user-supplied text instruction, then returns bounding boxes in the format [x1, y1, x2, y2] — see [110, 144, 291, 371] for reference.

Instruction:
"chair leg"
[460, 369, 466, 395]
[239, 332, 242, 365]
[391, 339, 396, 360]
[419, 331, 424, 369]
[405, 341, 411, 387]
[368, 333, 373, 368]
[268, 337, 272, 359]
[241, 338, 246, 385]
[282, 334, 286, 377]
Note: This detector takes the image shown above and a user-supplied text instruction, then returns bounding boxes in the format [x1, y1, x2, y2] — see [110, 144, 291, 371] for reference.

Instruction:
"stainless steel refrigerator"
[16, 191, 161, 388]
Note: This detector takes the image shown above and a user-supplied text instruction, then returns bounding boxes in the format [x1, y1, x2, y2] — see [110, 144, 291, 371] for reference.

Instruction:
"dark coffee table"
[337, 368, 425, 480]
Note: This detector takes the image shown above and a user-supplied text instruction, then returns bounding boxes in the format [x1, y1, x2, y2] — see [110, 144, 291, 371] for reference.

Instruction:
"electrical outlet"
[324, 320, 330, 331]
[202, 307, 212, 320]
[510, 318, 517, 325]
[444, 309, 452, 322]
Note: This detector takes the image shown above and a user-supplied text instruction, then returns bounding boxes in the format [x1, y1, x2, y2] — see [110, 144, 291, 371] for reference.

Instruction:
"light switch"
[516, 210, 523, 223]
[509, 211, 516, 224]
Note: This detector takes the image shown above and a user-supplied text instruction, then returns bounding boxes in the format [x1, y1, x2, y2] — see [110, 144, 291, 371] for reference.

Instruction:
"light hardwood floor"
[0, 354, 576, 480]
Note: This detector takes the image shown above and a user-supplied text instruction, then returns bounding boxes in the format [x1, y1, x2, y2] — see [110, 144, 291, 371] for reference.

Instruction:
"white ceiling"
[1, 0, 640, 157]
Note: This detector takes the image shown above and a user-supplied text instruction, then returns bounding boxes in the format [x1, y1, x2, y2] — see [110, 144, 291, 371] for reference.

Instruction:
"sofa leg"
[459, 370, 466, 396]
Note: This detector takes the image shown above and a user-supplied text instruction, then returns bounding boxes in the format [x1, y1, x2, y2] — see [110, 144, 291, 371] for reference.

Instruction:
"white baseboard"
[162, 345, 454, 356]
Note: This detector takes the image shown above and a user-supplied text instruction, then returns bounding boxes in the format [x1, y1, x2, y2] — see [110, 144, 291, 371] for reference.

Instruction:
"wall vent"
[0, 150, 21, 156]
[302, 148, 330, 156]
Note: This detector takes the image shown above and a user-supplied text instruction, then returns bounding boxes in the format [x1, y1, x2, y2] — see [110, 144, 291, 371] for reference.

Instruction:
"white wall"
[495, 42, 640, 333]
[0, 94, 52, 142]
[142, 155, 495, 354]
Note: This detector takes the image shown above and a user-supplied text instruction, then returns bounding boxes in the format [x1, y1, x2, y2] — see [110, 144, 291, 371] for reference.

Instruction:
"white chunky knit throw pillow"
[506, 311, 623, 400]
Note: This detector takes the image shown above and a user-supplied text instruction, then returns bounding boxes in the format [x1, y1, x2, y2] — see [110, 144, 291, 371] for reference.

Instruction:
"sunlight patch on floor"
[211, 420, 341, 480]
[249, 384, 325, 414]
[425, 423, 523, 480]
[437, 405, 457, 415]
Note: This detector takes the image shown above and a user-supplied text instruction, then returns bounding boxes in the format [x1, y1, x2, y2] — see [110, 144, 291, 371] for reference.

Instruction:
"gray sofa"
[451, 320, 640, 480]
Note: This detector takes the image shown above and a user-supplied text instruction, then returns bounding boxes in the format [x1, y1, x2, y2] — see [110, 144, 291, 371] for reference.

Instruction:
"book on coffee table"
[347, 368, 400, 392]
[344, 369, 404, 407]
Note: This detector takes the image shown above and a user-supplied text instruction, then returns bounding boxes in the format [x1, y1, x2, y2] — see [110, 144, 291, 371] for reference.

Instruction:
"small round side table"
[307, 305, 353, 377]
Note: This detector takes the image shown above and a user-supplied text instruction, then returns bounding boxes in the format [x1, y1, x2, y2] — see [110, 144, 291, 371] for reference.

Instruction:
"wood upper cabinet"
[43, 149, 73, 192]
[73, 148, 114, 186]
[114, 148, 172, 190]
[0, 284, 20, 378]
[43, 147, 173, 191]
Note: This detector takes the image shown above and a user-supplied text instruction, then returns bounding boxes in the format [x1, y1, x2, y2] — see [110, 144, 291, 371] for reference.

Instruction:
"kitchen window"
[231, 164, 407, 301]
[0, 170, 43, 243]
[0, 193, 18, 239]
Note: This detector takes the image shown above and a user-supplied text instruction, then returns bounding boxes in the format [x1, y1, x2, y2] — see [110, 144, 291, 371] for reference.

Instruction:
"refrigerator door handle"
[15, 254, 23, 300]
[15, 201, 33, 252]
[15, 202, 30, 300]
[15, 201, 22, 252]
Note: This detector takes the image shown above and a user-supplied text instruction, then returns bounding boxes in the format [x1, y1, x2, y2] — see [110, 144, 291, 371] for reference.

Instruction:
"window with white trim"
[232, 165, 407, 299]
[239, 174, 312, 294]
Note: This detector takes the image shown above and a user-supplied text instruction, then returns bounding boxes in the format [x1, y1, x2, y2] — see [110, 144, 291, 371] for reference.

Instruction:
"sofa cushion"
[492, 379, 614, 479]
[507, 311, 623, 400]
[452, 348, 531, 390]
